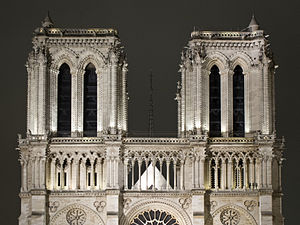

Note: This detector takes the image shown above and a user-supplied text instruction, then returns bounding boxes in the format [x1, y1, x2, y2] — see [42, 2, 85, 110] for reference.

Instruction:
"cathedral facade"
[17, 15, 284, 225]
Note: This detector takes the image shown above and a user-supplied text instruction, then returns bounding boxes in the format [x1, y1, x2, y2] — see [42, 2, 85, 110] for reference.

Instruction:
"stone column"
[221, 69, 233, 136]
[228, 160, 232, 190]
[20, 161, 25, 191]
[49, 68, 58, 133]
[249, 159, 254, 189]
[60, 160, 64, 190]
[244, 72, 251, 135]
[49, 159, 54, 190]
[122, 63, 128, 131]
[221, 159, 226, 190]
[195, 60, 202, 133]
[67, 158, 72, 190]
[72, 158, 79, 190]
[152, 159, 156, 191]
[124, 159, 128, 190]
[97, 159, 102, 190]
[30, 158, 35, 189]
[214, 161, 218, 189]
[115, 158, 119, 188]
[181, 66, 186, 135]
[256, 159, 262, 189]
[112, 158, 116, 188]
[131, 161, 135, 189]
[90, 159, 95, 189]
[262, 62, 271, 134]
[267, 157, 272, 188]
[80, 159, 87, 190]
[111, 60, 118, 134]
[243, 159, 248, 189]
[97, 68, 103, 135]
[166, 160, 170, 190]
[195, 157, 199, 188]
[262, 158, 266, 188]
[191, 158, 195, 188]
[138, 160, 142, 190]
[159, 160, 163, 190]
[106, 157, 111, 188]
[173, 161, 177, 190]
[54, 161, 58, 190]
[199, 158, 205, 189]
[279, 160, 282, 191]
[146, 159, 149, 190]
[180, 160, 185, 190]
[71, 68, 79, 137]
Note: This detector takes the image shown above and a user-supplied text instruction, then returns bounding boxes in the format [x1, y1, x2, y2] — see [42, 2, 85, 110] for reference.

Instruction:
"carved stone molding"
[93, 201, 106, 212]
[123, 198, 132, 209]
[179, 197, 192, 209]
[244, 200, 257, 211]
[210, 201, 217, 211]
[49, 201, 60, 213]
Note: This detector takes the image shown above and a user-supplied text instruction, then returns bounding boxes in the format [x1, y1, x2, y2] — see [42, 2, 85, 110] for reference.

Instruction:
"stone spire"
[148, 70, 154, 137]
[42, 11, 54, 28]
[247, 14, 259, 31]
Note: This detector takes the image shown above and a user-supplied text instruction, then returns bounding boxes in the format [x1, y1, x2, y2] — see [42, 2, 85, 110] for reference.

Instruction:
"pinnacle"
[42, 11, 54, 28]
[247, 14, 259, 31]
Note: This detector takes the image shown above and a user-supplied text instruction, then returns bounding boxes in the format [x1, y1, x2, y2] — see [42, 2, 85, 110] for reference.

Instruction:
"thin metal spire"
[148, 70, 154, 137]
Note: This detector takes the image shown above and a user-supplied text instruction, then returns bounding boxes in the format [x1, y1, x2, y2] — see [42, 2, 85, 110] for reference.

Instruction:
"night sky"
[0, 0, 299, 223]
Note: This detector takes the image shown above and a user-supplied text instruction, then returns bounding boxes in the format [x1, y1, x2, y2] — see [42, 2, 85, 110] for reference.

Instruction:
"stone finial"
[42, 11, 54, 28]
[247, 14, 260, 31]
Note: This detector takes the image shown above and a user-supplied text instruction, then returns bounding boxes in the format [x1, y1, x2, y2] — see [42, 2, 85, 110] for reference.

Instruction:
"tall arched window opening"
[83, 63, 97, 137]
[209, 65, 221, 137]
[233, 65, 245, 137]
[57, 63, 71, 137]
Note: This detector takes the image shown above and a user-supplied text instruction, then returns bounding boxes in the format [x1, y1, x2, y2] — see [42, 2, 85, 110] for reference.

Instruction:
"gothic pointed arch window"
[233, 65, 245, 137]
[57, 63, 71, 137]
[209, 65, 221, 137]
[83, 63, 97, 137]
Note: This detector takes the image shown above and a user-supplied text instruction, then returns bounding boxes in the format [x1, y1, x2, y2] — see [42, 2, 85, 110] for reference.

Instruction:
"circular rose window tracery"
[130, 209, 180, 225]
[66, 208, 87, 225]
[220, 208, 240, 225]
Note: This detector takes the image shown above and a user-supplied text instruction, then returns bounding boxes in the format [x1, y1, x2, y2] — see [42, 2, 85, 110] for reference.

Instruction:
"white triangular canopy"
[133, 165, 168, 190]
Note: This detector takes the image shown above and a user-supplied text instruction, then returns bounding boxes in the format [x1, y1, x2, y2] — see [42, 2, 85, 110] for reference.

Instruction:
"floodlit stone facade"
[17, 15, 284, 225]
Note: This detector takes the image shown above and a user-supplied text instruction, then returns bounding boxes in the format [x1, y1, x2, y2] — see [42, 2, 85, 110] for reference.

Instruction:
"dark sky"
[0, 0, 299, 223]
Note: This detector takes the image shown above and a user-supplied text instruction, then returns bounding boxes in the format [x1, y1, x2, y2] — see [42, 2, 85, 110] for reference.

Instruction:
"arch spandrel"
[51, 55, 77, 75]
[203, 52, 230, 73]
[77, 47, 107, 73]
[230, 52, 254, 75]
[50, 203, 105, 225]
[208, 204, 257, 225]
[121, 198, 192, 225]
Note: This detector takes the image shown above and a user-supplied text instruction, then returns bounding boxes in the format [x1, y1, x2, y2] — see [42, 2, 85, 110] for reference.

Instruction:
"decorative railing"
[43, 28, 118, 37]
[191, 30, 264, 40]
[123, 137, 189, 144]
[51, 137, 105, 144]
[208, 137, 255, 144]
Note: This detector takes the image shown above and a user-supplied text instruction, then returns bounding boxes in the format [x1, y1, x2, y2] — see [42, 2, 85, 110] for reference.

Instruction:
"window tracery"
[220, 208, 240, 225]
[209, 151, 260, 190]
[66, 208, 87, 225]
[130, 210, 179, 225]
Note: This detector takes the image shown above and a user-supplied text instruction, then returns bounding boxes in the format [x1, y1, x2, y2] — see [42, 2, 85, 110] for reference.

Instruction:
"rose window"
[66, 208, 87, 225]
[220, 208, 240, 225]
[131, 210, 179, 225]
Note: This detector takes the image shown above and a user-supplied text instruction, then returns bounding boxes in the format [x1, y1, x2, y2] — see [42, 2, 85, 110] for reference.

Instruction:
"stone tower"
[17, 15, 284, 225]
